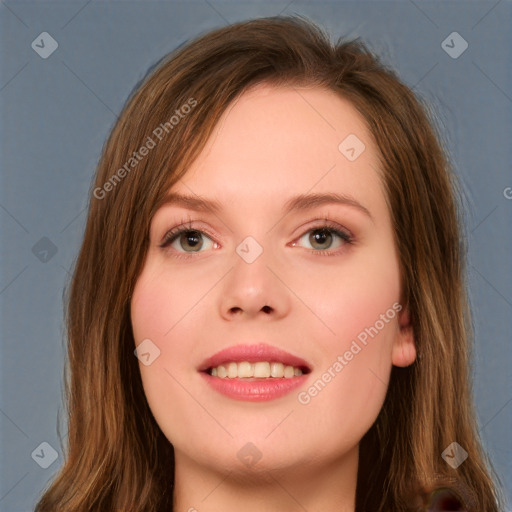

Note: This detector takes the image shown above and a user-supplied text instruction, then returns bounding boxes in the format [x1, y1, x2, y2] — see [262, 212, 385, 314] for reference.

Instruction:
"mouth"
[198, 343, 312, 401]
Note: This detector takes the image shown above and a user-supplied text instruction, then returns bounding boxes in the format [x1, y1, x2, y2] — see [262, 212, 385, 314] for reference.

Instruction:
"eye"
[158, 219, 353, 258]
[160, 225, 217, 253]
[294, 223, 353, 253]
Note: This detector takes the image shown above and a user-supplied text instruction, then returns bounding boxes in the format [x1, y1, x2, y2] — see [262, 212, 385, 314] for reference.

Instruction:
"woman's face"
[130, 84, 415, 477]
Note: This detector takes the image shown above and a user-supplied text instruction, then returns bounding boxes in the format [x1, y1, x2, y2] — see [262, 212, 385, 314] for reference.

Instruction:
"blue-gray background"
[1, 1, 511, 510]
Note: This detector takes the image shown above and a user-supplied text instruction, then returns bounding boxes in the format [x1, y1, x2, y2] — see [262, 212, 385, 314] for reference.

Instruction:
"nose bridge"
[218, 234, 290, 319]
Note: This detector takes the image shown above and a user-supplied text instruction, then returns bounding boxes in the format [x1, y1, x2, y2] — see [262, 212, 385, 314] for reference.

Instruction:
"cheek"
[130, 267, 207, 445]
[132, 289, 170, 342]
[130, 268, 186, 397]
[297, 283, 400, 449]
[131, 263, 205, 341]
[130, 268, 200, 389]
[303, 247, 401, 353]
[296, 243, 401, 417]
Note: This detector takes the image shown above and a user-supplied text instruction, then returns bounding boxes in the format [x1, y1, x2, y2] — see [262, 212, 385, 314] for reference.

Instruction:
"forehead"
[158, 84, 386, 221]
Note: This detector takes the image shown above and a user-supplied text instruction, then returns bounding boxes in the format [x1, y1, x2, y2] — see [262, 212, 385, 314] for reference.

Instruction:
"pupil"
[181, 231, 202, 251]
[310, 229, 332, 249]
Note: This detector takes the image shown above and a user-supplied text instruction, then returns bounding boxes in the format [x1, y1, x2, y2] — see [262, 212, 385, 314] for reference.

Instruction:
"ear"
[392, 305, 416, 367]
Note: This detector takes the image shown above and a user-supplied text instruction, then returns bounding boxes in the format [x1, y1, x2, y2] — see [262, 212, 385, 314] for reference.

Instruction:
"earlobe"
[392, 307, 417, 367]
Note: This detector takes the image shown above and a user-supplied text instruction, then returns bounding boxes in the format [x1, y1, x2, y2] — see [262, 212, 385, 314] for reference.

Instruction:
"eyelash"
[159, 216, 354, 260]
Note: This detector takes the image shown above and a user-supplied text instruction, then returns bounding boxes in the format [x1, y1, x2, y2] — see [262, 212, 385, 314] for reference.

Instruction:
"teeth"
[284, 365, 295, 378]
[238, 361, 253, 378]
[208, 361, 304, 379]
[254, 362, 270, 378]
[270, 362, 284, 377]
[227, 362, 238, 378]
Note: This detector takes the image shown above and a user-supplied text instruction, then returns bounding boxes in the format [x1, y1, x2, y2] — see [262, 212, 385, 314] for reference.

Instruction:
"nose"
[218, 244, 292, 321]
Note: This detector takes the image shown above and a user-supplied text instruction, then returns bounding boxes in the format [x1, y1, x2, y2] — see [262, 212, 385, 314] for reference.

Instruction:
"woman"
[35, 15, 503, 511]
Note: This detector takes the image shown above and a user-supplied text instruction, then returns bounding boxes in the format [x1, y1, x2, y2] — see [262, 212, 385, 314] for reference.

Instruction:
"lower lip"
[200, 372, 308, 401]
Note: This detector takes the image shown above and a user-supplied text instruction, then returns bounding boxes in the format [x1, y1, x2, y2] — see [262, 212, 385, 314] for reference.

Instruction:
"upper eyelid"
[159, 223, 214, 245]
[161, 219, 350, 237]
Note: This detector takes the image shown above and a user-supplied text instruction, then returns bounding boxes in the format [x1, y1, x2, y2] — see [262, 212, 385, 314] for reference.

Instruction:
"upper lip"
[198, 343, 312, 372]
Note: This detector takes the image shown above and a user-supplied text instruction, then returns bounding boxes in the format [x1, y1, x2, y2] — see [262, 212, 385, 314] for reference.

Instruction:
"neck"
[172, 445, 358, 512]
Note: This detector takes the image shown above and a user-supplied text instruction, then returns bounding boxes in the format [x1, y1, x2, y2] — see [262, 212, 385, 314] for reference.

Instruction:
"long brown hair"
[35, 15, 503, 511]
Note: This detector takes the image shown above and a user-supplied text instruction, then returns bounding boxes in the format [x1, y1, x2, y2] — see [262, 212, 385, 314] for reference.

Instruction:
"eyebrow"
[155, 191, 373, 222]
[284, 192, 373, 222]
[155, 192, 223, 215]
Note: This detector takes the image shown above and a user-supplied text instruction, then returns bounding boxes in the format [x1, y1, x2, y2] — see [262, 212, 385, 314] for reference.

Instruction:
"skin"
[130, 84, 416, 512]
